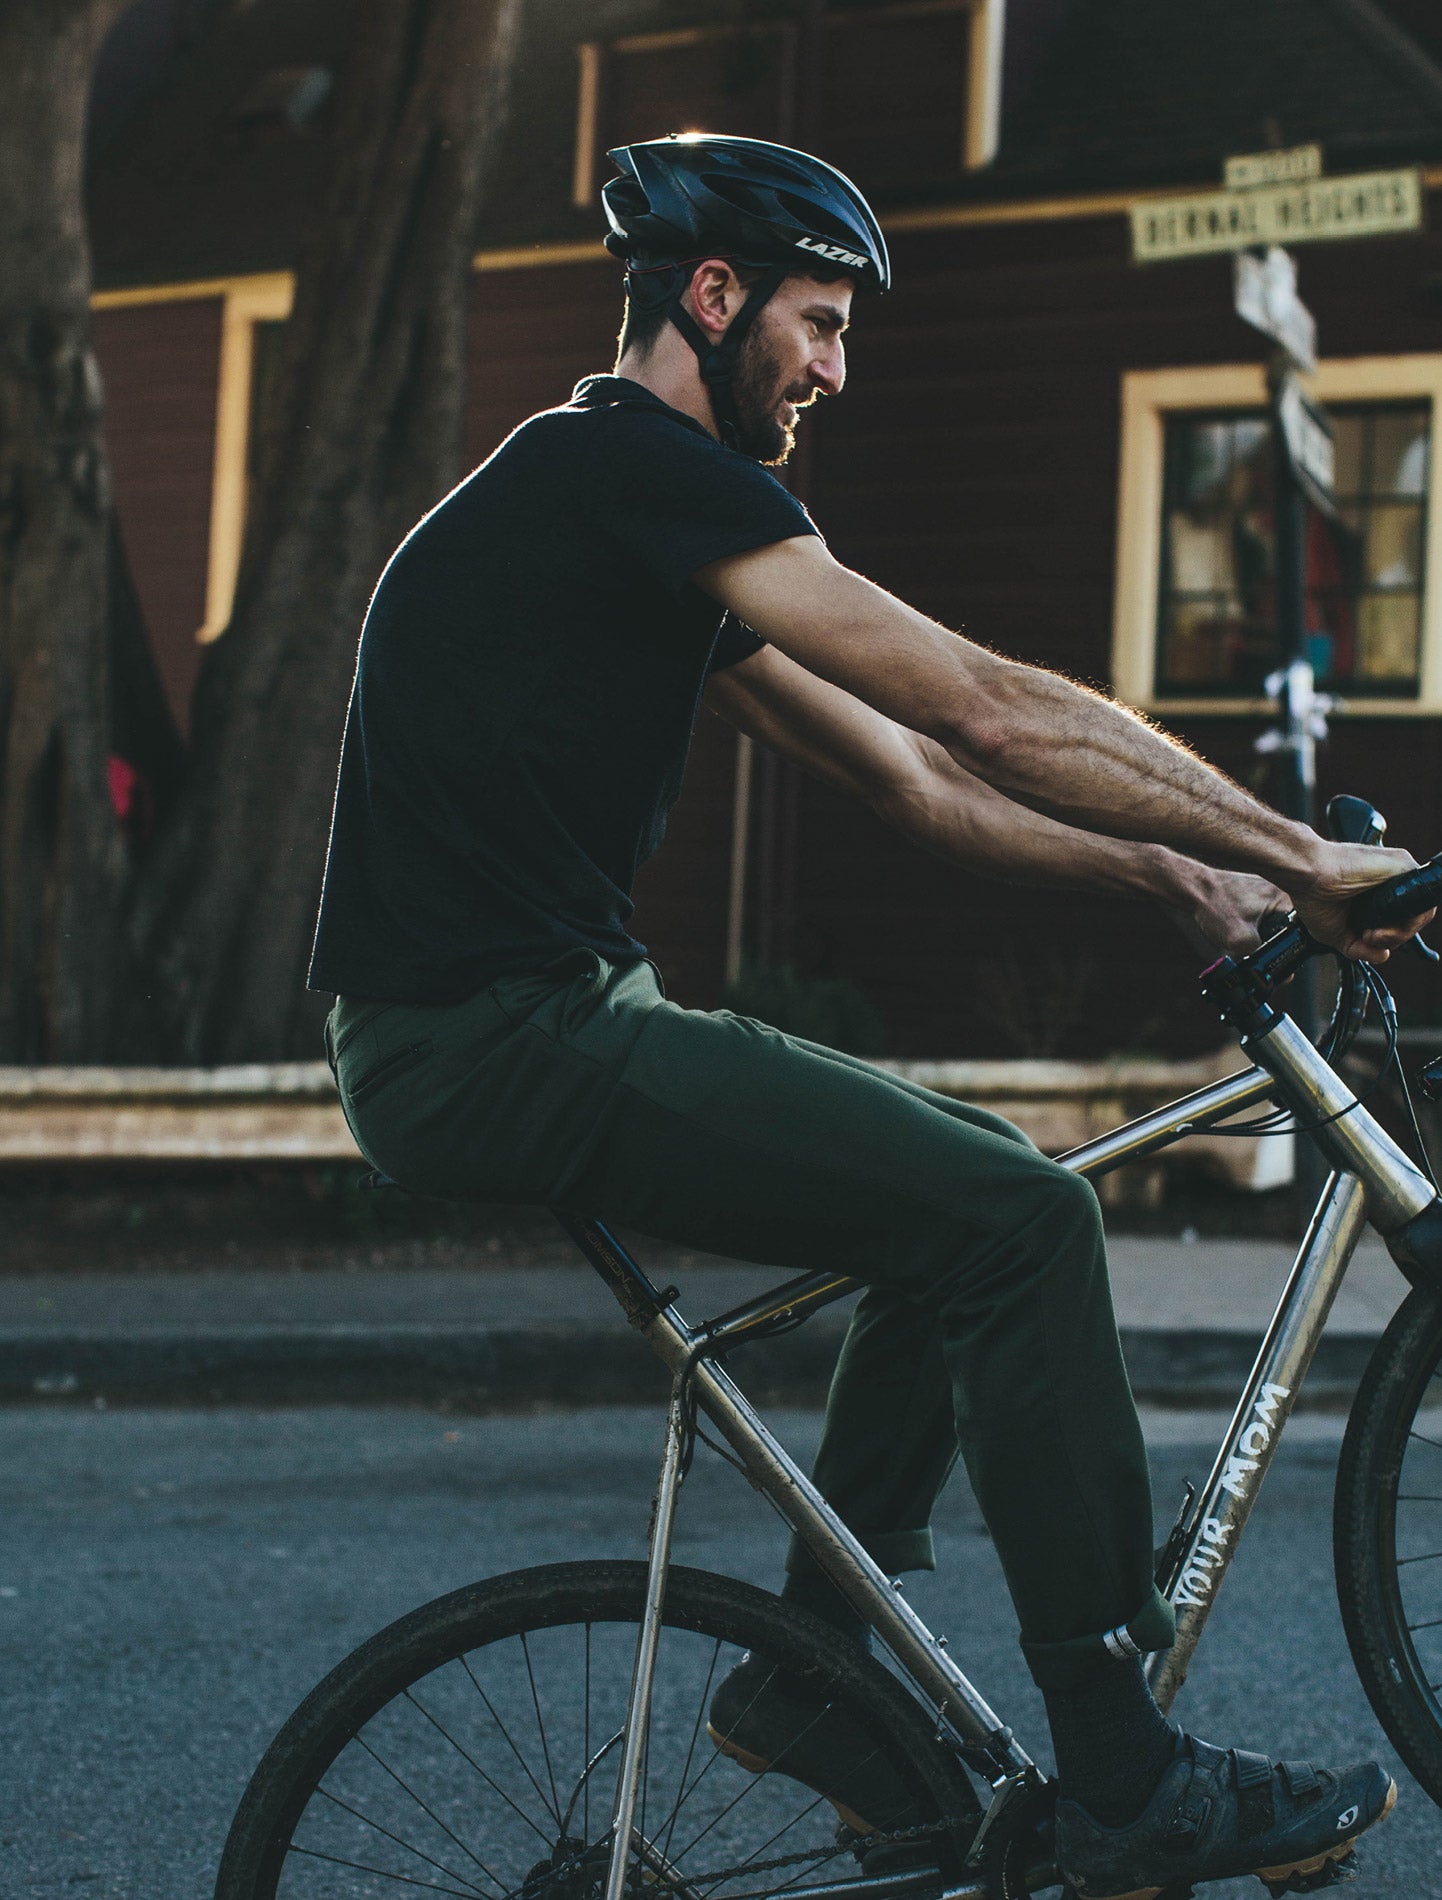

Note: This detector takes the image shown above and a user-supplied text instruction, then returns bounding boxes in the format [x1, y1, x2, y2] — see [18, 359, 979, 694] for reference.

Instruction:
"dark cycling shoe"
[1054, 1735, 1396, 1900]
[707, 1652, 924, 1836]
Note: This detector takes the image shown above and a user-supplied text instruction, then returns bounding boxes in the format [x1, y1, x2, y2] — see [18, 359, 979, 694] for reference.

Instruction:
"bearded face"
[729, 310, 822, 465]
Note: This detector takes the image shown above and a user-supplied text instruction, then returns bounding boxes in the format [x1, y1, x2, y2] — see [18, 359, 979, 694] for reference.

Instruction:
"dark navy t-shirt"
[307, 376, 818, 1002]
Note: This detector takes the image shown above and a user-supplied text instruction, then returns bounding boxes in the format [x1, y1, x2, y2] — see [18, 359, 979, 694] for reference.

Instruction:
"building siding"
[95, 294, 223, 733]
[93, 192, 1442, 1052]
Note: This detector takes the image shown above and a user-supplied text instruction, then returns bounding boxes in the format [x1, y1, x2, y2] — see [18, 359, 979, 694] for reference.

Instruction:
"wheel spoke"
[1408, 1428, 1442, 1454]
[402, 1689, 555, 1846]
[459, 1650, 564, 1828]
[290, 1840, 488, 1895]
[659, 1636, 725, 1863]
[1407, 1614, 1442, 1632]
[710, 1787, 833, 1884]
[1395, 1550, 1442, 1566]
[520, 1630, 565, 1825]
[354, 1733, 509, 1895]
[669, 1692, 869, 1864]
[222, 1569, 974, 1900]
[311, 1784, 491, 1895]
[661, 1658, 791, 1835]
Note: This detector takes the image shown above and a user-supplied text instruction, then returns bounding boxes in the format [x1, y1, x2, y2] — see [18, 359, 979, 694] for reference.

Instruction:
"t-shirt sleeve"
[710, 613, 766, 672]
[595, 410, 820, 598]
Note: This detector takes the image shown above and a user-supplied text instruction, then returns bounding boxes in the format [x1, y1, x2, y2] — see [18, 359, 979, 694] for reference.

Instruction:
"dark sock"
[1043, 1657, 1181, 1827]
[781, 1570, 872, 1652]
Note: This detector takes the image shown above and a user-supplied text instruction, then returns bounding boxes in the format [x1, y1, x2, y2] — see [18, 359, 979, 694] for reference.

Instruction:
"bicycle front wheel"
[1335, 1284, 1442, 1802]
[215, 1560, 982, 1900]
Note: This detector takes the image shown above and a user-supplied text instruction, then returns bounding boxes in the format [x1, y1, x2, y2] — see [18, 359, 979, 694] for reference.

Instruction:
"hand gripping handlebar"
[1349, 854, 1442, 934]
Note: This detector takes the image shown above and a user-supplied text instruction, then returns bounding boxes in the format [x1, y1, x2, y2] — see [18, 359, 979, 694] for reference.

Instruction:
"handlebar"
[1214, 795, 1438, 1061]
[1349, 854, 1442, 934]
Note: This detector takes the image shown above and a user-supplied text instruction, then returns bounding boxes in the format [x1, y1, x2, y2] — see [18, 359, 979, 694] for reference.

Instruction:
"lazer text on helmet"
[794, 237, 870, 270]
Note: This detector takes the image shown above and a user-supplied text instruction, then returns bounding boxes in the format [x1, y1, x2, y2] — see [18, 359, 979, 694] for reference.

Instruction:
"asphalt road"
[2, 1405, 1439, 1898]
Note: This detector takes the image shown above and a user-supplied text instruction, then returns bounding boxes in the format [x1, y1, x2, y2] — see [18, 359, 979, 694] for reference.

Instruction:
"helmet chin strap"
[659, 262, 790, 450]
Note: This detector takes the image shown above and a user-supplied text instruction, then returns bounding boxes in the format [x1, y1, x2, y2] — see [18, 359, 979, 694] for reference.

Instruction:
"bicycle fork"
[604, 1385, 690, 1900]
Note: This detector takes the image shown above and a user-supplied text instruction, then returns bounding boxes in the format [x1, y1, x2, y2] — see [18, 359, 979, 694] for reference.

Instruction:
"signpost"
[1233, 246, 1316, 375]
[1126, 141, 1423, 841]
[1130, 142, 1423, 1091]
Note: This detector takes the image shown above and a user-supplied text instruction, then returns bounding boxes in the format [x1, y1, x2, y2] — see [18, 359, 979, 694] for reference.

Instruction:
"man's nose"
[810, 340, 845, 398]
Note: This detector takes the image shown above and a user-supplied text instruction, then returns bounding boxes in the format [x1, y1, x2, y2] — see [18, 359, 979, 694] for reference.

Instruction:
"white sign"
[1132, 168, 1422, 263]
[1224, 144, 1323, 191]
[1277, 373, 1335, 499]
[1234, 246, 1316, 372]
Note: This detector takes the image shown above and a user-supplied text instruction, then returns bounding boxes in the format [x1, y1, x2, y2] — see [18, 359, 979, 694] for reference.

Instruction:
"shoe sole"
[706, 1722, 876, 1835]
[1086, 1776, 1398, 1900]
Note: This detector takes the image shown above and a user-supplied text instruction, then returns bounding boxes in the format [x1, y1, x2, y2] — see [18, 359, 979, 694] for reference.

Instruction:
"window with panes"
[1155, 401, 1431, 700]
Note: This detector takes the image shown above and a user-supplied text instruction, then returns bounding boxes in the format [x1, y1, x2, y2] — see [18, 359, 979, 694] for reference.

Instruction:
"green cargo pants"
[326, 951, 1174, 1689]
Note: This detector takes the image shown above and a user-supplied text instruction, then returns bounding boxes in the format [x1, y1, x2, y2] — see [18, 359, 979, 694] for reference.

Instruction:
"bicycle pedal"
[1259, 1849, 1360, 1896]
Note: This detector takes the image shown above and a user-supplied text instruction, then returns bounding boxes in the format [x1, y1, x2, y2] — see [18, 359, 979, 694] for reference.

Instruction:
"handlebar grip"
[1349, 854, 1442, 932]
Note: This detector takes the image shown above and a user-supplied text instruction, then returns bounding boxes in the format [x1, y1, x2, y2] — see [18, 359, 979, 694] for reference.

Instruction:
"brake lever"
[1410, 935, 1440, 966]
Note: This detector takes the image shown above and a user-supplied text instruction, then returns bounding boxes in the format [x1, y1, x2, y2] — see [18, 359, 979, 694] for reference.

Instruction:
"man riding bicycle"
[310, 135, 1431, 1899]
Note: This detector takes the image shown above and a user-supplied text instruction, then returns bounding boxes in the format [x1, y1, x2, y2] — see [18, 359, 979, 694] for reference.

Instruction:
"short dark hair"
[614, 261, 849, 364]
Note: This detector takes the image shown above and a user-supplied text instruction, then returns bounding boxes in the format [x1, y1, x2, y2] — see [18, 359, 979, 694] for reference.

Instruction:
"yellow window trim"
[1112, 354, 1442, 718]
[198, 274, 294, 642]
[571, 1, 1002, 204]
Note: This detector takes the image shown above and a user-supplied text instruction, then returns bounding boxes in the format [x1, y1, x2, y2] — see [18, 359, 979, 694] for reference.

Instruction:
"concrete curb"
[0, 1321, 1383, 1410]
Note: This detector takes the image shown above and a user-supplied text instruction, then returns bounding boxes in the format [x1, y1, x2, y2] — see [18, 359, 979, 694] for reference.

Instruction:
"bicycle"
[215, 794, 1442, 1900]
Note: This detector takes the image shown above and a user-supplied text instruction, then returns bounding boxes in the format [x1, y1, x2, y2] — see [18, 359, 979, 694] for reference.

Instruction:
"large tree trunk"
[131, 0, 524, 1062]
[0, 0, 134, 1061]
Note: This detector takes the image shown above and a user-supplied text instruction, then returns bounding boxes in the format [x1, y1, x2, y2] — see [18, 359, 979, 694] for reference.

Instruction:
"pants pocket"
[347, 1037, 434, 1105]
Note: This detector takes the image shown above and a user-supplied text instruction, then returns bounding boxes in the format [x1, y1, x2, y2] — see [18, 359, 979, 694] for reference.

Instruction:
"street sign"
[1276, 370, 1336, 507]
[1131, 167, 1422, 263]
[1224, 144, 1323, 191]
[1234, 246, 1317, 372]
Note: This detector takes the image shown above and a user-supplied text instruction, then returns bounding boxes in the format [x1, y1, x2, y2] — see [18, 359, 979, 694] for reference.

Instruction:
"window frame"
[571, 0, 1005, 209]
[197, 272, 293, 643]
[1111, 355, 1442, 716]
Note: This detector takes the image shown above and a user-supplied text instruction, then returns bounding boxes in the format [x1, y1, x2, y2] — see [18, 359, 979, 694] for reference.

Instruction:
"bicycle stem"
[1240, 1011, 1436, 1233]
[1201, 951, 1441, 1254]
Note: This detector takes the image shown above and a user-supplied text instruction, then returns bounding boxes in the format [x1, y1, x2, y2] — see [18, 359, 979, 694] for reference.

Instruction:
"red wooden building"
[86, 0, 1442, 1057]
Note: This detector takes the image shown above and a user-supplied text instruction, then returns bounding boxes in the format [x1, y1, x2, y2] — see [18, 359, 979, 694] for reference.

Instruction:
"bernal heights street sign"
[1132, 162, 1422, 264]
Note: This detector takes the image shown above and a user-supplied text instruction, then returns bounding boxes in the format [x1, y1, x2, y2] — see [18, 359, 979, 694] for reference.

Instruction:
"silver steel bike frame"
[557, 1000, 1440, 1892]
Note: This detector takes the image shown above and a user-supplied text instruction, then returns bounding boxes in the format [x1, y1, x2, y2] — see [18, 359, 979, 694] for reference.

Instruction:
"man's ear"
[685, 260, 743, 342]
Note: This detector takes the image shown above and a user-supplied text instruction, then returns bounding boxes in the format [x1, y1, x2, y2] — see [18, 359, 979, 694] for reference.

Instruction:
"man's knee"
[1032, 1159, 1103, 1235]
[924, 1156, 1105, 1309]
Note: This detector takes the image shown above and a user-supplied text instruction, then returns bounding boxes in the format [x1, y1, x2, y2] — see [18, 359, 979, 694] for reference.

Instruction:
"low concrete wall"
[0, 1051, 1288, 1194]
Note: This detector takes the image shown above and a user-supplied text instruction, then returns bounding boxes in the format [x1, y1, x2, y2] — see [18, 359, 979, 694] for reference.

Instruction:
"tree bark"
[131, 0, 525, 1061]
[0, 0, 135, 1061]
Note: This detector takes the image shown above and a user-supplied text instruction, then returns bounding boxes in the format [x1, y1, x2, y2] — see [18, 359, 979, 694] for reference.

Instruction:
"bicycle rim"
[215, 1560, 982, 1900]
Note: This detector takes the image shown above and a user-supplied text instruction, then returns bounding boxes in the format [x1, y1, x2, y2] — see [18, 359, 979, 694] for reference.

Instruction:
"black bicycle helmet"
[602, 134, 889, 448]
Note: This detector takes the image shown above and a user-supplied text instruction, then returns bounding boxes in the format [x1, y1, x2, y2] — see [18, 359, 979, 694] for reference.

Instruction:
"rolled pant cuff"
[1020, 1587, 1176, 1691]
[785, 1527, 936, 1580]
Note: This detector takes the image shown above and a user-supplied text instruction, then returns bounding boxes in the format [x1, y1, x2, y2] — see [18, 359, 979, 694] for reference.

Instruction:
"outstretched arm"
[697, 538, 1431, 957]
[704, 643, 1285, 957]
